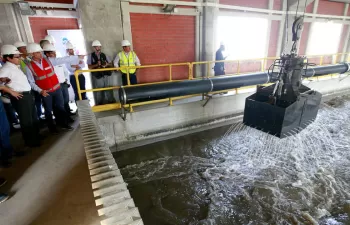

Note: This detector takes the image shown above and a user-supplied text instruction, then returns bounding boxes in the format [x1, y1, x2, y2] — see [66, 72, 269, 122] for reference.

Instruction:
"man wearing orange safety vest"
[25, 43, 84, 133]
[113, 40, 141, 85]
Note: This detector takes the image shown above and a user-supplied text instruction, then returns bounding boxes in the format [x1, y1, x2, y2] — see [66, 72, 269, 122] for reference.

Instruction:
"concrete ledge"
[77, 100, 144, 225]
[98, 75, 350, 150]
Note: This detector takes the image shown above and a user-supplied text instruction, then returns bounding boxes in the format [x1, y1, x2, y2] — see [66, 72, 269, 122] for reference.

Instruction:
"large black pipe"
[119, 63, 350, 104]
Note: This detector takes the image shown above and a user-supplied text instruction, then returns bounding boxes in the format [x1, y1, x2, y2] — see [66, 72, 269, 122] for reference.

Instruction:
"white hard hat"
[220, 41, 224, 46]
[1, 45, 20, 55]
[42, 43, 56, 52]
[27, 43, 43, 53]
[13, 41, 27, 48]
[121, 40, 131, 47]
[44, 35, 55, 44]
[66, 42, 74, 49]
[92, 40, 102, 47]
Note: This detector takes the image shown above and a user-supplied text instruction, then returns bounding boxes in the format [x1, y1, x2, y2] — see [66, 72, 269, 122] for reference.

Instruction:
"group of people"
[0, 37, 141, 202]
[0, 35, 87, 203]
[87, 39, 141, 105]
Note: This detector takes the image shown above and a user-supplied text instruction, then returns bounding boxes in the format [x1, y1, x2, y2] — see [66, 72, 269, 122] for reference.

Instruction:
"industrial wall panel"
[317, 0, 344, 15]
[219, 0, 269, 9]
[130, 13, 195, 83]
[26, 0, 73, 4]
[29, 17, 79, 42]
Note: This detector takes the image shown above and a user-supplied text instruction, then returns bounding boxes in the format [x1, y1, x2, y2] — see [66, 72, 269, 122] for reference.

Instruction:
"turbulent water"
[114, 96, 350, 225]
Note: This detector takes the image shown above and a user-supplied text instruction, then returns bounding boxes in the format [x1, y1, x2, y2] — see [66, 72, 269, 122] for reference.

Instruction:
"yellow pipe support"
[81, 86, 120, 93]
[127, 68, 131, 86]
[92, 103, 121, 112]
[169, 65, 172, 81]
[169, 98, 173, 106]
[207, 63, 210, 78]
[74, 71, 82, 100]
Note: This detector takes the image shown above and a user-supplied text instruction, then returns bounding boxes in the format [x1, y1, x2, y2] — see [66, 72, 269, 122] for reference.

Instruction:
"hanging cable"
[302, 0, 308, 18]
[283, 0, 289, 54]
[295, 0, 300, 17]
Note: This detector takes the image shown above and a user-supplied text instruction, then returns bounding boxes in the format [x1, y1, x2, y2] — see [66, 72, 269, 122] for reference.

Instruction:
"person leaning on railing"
[113, 40, 141, 86]
[87, 40, 115, 106]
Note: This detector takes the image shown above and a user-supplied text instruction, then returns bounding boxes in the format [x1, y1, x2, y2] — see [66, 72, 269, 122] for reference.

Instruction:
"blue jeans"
[41, 88, 68, 129]
[60, 83, 70, 113]
[0, 101, 13, 160]
[121, 73, 137, 86]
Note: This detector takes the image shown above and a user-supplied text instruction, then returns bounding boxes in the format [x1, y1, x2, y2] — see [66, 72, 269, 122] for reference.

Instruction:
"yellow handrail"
[74, 52, 350, 112]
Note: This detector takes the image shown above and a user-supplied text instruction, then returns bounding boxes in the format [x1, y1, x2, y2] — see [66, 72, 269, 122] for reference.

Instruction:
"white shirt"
[54, 64, 70, 84]
[0, 62, 31, 92]
[25, 56, 79, 93]
[113, 51, 141, 68]
[65, 58, 86, 75]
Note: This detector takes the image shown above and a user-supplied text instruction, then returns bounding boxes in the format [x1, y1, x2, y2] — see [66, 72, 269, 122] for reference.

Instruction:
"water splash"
[118, 100, 350, 225]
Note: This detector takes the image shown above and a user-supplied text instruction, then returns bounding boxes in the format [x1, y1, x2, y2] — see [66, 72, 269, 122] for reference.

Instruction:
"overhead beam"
[127, 0, 350, 21]
[27, 1, 74, 9]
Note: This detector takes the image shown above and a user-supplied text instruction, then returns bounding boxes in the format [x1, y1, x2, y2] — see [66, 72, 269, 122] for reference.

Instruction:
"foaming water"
[114, 98, 350, 225]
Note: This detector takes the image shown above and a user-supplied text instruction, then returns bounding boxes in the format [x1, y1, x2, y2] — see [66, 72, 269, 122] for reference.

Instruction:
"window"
[217, 16, 268, 60]
[307, 22, 342, 55]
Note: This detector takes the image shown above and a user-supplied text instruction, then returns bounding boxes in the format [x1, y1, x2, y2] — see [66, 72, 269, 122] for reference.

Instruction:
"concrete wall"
[78, 0, 123, 59]
[0, 4, 21, 45]
[98, 75, 350, 150]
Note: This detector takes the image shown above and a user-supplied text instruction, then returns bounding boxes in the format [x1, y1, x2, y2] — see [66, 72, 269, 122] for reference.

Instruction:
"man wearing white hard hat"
[13, 41, 29, 72]
[43, 43, 73, 122]
[65, 42, 87, 101]
[113, 40, 141, 85]
[0, 45, 41, 148]
[87, 40, 115, 105]
[25, 43, 83, 133]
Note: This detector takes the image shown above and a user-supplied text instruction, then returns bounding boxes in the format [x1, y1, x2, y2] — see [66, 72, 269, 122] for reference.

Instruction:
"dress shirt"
[0, 62, 31, 92]
[54, 64, 70, 84]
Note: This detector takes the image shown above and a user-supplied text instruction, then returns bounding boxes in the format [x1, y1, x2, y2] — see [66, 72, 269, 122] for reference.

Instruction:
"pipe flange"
[310, 68, 315, 77]
[346, 63, 350, 72]
[121, 87, 127, 105]
[208, 78, 214, 92]
[265, 72, 270, 83]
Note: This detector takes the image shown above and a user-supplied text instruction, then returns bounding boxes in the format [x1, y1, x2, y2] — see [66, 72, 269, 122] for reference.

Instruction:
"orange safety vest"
[28, 58, 60, 92]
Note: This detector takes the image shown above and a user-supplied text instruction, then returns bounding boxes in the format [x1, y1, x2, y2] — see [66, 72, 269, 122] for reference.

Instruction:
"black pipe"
[119, 63, 350, 104]
[303, 63, 350, 77]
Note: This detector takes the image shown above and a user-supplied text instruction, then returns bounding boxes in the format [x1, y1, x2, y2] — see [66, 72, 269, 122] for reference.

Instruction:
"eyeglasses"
[13, 56, 20, 59]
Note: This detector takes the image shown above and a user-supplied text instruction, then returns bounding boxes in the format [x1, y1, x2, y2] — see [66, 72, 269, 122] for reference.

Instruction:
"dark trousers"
[91, 75, 116, 105]
[70, 74, 87, 101]
[3, 102, 18, 125]
[121, 73, 137, 86]
[60, 83, 70, 113]
[11, 92, 40, 147]
[41, 88, 68, 129]
[34, 91, 43, 119]
[0, 101, 13, 161]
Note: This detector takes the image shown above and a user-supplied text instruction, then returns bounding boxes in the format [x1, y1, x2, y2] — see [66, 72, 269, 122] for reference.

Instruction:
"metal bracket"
[202, 94, 212, 107]
[120, 105, 129, 121]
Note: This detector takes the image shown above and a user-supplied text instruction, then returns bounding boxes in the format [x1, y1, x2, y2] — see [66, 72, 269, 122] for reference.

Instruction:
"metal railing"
[74, 53, 350, 112]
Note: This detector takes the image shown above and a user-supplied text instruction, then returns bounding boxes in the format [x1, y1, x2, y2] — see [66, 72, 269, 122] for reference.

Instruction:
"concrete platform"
[0, 124, 100, 225]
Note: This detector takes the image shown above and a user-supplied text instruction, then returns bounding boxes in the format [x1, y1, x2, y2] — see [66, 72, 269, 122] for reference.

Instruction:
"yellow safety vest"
[119, 51, 137, 74]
